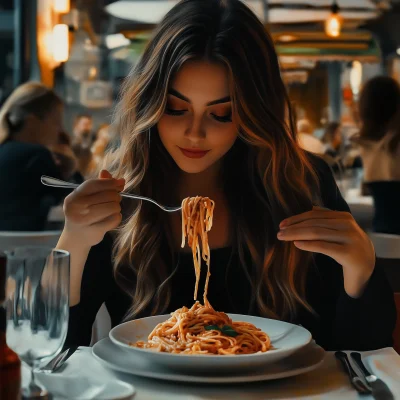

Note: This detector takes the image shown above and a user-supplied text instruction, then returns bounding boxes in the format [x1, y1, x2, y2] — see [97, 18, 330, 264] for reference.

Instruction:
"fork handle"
[41, 175, 79, 189]
[335, 351, 360, 380]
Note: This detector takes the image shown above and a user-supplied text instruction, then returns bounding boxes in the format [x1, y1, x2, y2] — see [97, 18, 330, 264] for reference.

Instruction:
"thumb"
[99, 169, 113, 179]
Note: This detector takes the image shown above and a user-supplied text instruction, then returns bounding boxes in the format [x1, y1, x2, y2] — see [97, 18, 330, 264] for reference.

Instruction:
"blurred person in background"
[0, 82, 65, 231]
[87, 124, 113, 177]
[321, 122, 341, 158]
[72, 113, 94, 177]
[353, 76, 400, 234]
[49, 131, 84, 184]
[297, 118, 325, 154]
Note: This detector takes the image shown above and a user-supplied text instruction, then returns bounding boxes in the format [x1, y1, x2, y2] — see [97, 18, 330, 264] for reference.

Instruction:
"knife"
[335, 351, 371, 394]
[350, 352, 394, 400]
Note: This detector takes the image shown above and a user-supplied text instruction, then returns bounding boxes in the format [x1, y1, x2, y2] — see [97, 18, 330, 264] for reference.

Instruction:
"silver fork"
[41, 175, 182, 213]
[37, 346, 79, 374]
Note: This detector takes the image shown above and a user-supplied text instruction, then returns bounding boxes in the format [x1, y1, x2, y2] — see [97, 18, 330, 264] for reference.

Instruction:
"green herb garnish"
[204, 325, 239, 337]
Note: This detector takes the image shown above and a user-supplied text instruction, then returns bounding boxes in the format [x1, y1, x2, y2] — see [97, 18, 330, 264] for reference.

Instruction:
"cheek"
[207, 124, 238, 151]
[157, 116, 181, 145]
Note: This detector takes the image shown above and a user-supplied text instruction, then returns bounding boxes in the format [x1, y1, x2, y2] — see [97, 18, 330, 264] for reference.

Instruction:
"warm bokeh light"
[325, 13, 342, 38]
[350, 61, 363, 98]
[53, 0, 70, 13]
[52, 24, 69, 63]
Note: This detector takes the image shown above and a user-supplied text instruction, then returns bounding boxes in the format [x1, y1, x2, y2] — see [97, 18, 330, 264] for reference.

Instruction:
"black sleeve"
[312, 157, 397, 350]
[64, 234, 116, 347]
[27, 147, 65, 203]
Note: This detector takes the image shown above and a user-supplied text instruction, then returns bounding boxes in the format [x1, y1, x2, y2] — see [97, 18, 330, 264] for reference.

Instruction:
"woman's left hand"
[278, 206, 376, 298]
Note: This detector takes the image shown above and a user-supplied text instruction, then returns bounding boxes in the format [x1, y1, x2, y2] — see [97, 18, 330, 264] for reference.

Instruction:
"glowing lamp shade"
[325, 12, 342, 38]
[350, 61, 363, 98]
[52, 24, 69, 63]
[53, 0, 70, 13]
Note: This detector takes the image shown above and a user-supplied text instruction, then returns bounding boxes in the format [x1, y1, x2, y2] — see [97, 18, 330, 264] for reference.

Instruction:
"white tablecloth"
[29, 347, 400, 400]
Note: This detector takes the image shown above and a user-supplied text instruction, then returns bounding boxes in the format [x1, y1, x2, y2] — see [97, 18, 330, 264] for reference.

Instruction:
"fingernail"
[280, 221, 287, 228]
[277, 231, 284, 238]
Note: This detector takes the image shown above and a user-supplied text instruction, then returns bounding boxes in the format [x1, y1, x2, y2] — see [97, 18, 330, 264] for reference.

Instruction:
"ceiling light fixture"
[325, 1, 343, 38]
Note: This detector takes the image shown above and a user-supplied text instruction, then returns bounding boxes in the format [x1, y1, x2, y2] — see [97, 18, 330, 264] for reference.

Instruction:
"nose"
[184, 116, 206, 142]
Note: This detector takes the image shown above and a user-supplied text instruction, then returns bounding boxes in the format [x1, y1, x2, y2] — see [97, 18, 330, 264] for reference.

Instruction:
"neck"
[12, 129, 42, 146]
[178, 161, 223, 199]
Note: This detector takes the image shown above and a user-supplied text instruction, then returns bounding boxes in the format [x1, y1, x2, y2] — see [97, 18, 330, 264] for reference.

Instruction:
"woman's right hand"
[62, 169, 125, 248]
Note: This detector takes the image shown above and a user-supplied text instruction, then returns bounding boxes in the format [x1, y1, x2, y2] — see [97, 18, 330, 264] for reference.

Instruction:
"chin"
[172, 156, 215, 174]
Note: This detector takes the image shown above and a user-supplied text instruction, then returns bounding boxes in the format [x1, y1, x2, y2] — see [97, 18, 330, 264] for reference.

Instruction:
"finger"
[99, 169, 112, 179]
[280, 209, 352, 228]
[293, 240, 343, 258]
[92, 212, 123, 232]
[278, 226, 349, 244]
[84, 190, 122, 207]
[65, 191, 122, 217]
[280, 218, 352, 232]
[75, 178, 124, 196]
[85, 202, 122, 225]
[99, 170, 125, 188]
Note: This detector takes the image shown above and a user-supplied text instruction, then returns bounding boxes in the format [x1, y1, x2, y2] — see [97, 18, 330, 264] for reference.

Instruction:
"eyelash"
[165, 108, 232, 123]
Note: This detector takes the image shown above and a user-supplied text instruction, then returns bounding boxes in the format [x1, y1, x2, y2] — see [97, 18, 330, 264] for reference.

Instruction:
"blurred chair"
[369, 233, 400, 354]
[90, 303, 112, 345]
[369, 233, 400, 259]
[0, 231, 62, 252]
[367, 181, 400, 235]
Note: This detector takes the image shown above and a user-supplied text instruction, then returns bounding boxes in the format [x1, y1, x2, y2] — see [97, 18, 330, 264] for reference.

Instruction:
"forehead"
[170, 60, 230, 100]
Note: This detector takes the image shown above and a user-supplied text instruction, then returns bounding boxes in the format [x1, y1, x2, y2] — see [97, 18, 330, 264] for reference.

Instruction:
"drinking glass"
[4, 246, 70, 399]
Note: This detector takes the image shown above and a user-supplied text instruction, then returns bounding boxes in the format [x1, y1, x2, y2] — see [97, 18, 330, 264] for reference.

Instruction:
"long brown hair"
[358, 76, 400, 153]
[0, 82, 62, 144]
[105, 0, 320, 321]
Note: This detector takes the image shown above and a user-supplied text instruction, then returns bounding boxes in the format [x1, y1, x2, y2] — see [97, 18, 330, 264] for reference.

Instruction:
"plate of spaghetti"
[109, 196, 312, 372]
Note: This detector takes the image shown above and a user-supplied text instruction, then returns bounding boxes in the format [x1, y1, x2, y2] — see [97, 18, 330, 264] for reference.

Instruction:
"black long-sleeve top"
[0, 140, 65, 231]
[66, 160, 396, 351]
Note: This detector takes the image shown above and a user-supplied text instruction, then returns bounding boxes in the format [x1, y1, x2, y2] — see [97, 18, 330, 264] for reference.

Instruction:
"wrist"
[343, 262, 375, 298]
[56, 230, 91, 255]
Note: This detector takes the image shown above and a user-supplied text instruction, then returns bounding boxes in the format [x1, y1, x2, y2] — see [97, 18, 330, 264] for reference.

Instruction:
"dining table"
[25, 344, 400, 400]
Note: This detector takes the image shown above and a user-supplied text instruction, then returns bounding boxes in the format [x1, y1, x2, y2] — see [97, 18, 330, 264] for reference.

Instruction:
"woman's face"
[40, 105, 64, 146]
[157, 61, 238, 174]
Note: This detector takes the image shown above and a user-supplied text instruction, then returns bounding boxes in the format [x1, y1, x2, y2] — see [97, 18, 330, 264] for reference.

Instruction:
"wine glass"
[4, 246, 70, 399]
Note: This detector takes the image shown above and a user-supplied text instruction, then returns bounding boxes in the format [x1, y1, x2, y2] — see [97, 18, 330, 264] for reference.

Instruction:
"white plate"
[93, 338, 325, 384]
[109, 314, 312, 373]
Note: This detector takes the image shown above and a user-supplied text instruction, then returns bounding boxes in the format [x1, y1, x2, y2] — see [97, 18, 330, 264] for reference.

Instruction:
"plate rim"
[93, 338, 325, 384]
[109, 313, 312, 359]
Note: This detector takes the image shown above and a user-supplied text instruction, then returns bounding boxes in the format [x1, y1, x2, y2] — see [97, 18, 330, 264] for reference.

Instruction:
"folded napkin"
[23, 349, 135, 400]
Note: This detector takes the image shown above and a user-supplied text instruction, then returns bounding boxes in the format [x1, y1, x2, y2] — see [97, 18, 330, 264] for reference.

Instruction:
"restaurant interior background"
[2, 3, 400, 398]
[0, 0, 399, 134]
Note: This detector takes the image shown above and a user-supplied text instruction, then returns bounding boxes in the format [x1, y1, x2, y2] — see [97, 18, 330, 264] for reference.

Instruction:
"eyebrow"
[168, 88, 231, 106]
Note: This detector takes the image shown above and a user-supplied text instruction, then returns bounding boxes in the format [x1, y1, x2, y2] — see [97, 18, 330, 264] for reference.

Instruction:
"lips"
[178, 147, 210, 159]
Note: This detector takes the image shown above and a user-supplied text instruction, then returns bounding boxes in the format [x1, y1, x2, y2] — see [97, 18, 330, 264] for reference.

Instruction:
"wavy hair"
[0, 82, 62, 144]
[104, 0, 320, 321]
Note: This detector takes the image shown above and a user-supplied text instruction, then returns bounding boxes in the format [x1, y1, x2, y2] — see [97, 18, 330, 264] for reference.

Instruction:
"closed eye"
[211, 113, 232, 123]
[165, 108, 187, 116]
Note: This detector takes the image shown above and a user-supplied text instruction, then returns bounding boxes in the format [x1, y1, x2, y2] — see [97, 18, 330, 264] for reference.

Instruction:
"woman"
[0, 82, 65, 231]
[321, 122, 341, 158]
[354, 76, 400, 234]
[60, 0, 395, 351]
[87, 124, 113, 176]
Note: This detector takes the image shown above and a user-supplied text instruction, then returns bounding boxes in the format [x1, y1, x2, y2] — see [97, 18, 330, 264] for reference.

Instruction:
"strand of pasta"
[133, 301, 271, 354]
[180, 196, 214, 303]
[131, 196, 271, 355]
